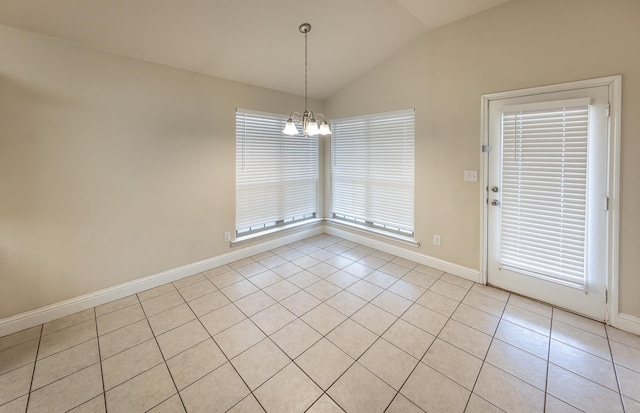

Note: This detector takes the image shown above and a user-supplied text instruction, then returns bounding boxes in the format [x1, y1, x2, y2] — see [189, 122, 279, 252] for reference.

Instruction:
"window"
[236, 109, 318, 236]
[330, 109, 415, 237]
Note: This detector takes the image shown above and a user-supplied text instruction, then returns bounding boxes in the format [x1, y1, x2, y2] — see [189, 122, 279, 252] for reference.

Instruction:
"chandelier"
[283, 23, 332, 137]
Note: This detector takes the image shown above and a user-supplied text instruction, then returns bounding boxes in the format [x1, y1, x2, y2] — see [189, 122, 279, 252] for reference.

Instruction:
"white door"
[487, 85, 610, 321]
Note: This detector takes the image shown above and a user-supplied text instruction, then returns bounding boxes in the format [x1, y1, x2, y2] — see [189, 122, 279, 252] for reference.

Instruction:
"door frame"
[479, 75, 622, 324]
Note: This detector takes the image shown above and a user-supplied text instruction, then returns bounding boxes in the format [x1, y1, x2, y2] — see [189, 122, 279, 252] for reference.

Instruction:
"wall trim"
[605, 75, 623, 328]
[0, 225, 323, 337]
[614, 313, 640, 336]
[325, 225, 481, 283]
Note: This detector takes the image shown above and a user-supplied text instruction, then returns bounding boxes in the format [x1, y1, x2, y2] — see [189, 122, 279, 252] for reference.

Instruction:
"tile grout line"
[551, 316, 611, 339]
[93, 307, 108, 413]
[377, 268, 492, 410]
[259, 236, 432, 410]
[23, 324, 43, 413]
[95, 305, 148, 339]
[94, 301, 139, 320]
[486, 297, 619, 411]
[604, 321, 628, 412]
[224, 283, 310, 412]
[543, 308, 554, 411]
[378, 309, 442, 411]
[140, 290, 185, 318]
[546, 360, 626, 395]
[305, 263, 445, 412]
[550, 325, 620, 361]
[97, 321, 154, 362]
[311, 393, 347, 413]
[544, 311, 602, 412]
[8, 328, 102, 410]
[176, 278, 271, 413]
[360, 266, 429, 412]
[22, 245, 342, 404]
[551, 315, 610, 338]
[9, 234, 633, 412]
[445, 283, 486, 413]
[238, 243, 476, 412]
[234, 250, 332, 413]
[213, 240, 388, 410]
[231, 253, 317, 411]
[547, 315, 631, 403]
[5, 238, 391, 411]
[32, 331, 97, 364]
[22, 341, 171, 409]
[462, 286, 509, 413]
[135, 292, 190, 413]
[0, 329, 39, 354]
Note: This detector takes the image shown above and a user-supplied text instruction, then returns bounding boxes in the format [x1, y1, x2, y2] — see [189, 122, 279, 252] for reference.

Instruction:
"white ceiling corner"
[396, 0, 512, 30]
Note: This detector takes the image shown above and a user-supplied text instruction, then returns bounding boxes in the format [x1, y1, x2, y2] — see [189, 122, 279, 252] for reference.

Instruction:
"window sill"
[325, 218, 420, 248]
[231, 218, 324, 247]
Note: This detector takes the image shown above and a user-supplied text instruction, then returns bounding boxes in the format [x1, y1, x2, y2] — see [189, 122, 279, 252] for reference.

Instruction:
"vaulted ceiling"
[0, 0, 510, 99]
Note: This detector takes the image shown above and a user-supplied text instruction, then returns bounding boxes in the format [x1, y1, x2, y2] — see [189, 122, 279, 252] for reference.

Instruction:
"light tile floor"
[1, 234, 639, 412]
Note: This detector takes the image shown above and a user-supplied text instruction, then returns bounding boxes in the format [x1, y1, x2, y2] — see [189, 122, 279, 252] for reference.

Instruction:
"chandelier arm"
[289, 112, 302, 123]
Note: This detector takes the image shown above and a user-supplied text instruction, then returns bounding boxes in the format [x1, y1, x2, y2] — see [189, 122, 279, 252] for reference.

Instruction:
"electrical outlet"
[433, 235, 441, 246]
[224, 231, 231, 242]
[464, 170, 478, 182]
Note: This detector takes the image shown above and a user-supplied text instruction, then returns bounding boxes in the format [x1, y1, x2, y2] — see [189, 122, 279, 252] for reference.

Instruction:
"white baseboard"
[325, 226, 481, 283]
[7, 220, 636, 339]
[613, 313, 640, 336]
[0, 225, 324, 337]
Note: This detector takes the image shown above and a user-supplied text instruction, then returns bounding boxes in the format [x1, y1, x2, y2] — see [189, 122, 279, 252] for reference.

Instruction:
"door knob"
[492, 186, 499, 193]
[491, 200, 500, 207]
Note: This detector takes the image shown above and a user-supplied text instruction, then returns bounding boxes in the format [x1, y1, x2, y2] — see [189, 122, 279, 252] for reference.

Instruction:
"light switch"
[464, 170, 478, 182]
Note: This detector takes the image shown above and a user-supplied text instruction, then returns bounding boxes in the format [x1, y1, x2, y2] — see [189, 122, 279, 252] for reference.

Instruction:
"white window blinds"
[331, 109, 415, 235]
[500, 99, 590, 287]
[236, 110, 318, 234]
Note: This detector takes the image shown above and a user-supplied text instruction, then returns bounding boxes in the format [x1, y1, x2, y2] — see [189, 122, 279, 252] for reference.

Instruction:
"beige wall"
[1, 0, 639, 321]
[0, 25, 322, 318]
[325, 0, 640, 317]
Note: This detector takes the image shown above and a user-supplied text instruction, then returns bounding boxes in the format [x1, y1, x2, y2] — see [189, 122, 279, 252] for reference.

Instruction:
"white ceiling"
[0, 0, 510, 99]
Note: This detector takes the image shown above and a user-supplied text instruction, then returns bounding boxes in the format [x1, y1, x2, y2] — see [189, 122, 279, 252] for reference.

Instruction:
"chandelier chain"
[304, 31, 308, 111]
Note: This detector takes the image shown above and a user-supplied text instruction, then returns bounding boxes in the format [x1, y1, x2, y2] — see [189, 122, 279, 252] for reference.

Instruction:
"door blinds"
[236, 110, 318, 234]
[499, 98, 590, 287]
[331, 109, 415, 235]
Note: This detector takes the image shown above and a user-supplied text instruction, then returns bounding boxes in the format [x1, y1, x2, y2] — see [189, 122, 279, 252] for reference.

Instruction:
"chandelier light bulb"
[283, 119, 299, 135]
[306, 119, 319, 136]
[318, 121, 332, 135]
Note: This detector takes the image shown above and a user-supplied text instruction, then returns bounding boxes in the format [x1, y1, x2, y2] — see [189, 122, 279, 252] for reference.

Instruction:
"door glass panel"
[500, 102, 589, 288]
